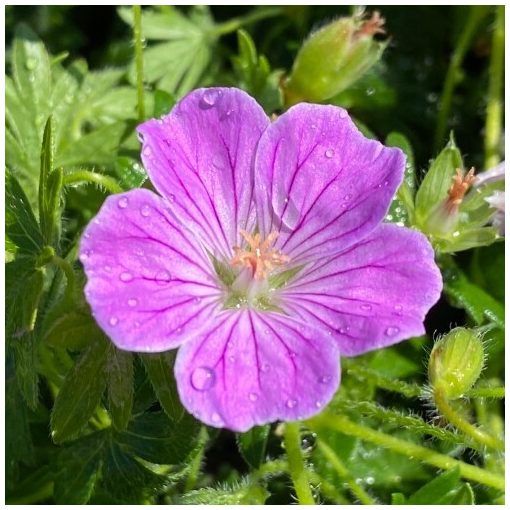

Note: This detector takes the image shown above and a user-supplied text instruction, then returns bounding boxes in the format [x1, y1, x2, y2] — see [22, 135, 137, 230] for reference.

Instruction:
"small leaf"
[43, 309, 101, 350]
[407, 467, 461, 504]
[141, 351, 184, 421]
[153, 89, 176, 117]
[6, 172, 44, 256]
[51, 338, 109, 443]
[54, 431, 106, 504]
[115, 157, 147, 191]
[268, 264, 305, 289]
[107, 346, 134, 431]
[237, 425, 270, 469]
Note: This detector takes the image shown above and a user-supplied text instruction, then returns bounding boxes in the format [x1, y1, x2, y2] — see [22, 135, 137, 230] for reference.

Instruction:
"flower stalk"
[133, 5, 145, 122]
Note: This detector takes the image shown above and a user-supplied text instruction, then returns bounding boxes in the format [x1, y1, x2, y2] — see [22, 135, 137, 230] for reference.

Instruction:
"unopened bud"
[282, 10, 387, 105]
[428, 328, 484, 399]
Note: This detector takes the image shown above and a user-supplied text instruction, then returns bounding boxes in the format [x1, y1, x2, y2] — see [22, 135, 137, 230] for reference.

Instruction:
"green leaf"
[443, 263, 504, 329]
[56, 122, 126, 168]
[391, 493, 407, 504]
[107, 347, 134, 431]
[237, 425, 270, 469]
[268, 264, 305, 289]
[6, 257, 45, 340]
[12, 332, 39, 409]
[54, 431, 105, 504]
[101, 439, 168, 503]
[117, 411, 200, 465]
[153, 89, 176, 117]
[6, 172, 44, 256]
[436, 226, 500, 253]
[415, 134, 463, 225]
[51, 338, 109, 443]
[118, 6, 216, 97]
[407, 467, 462, 504]
[367, 347, 420, 379]
[115, 157, 147, 191]
[141, 351, 184, 421]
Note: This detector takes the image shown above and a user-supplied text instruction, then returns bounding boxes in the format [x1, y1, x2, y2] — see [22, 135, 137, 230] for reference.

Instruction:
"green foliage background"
[5, 5, 505, 505]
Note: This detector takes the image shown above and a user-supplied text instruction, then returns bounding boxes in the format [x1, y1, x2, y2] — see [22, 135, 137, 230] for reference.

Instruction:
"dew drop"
[168, 194, 176, 203]
[211, 412, 222, 423]
[319, 375, 331, 384]
[190, 366, 215, 391]
[104, 265, 112, 272]
[134, 321, 141, 328]
[120, 271, 133, 282]
[394, 304, 403, 315]
[261, 362, 270, 372]
[324, 148, 334, 159]
[228, 355, 235, 363]
[343, 194, 352, 201]
[286, 399, 297, 409]
[155, 269, 172, 285]
[200, 89, 221, 108]
[140, 204, 151, 217]
[360, 304, 372, 311]
[109, 316, 119, 326]
[118, 197, 129, 209]
[143, 146, 152, 157]
[127, 298, 138, 307]
[315, 400, 322, 408]
[366, 476, 375, 485]
[288, 351, 296, 359]
[194, 296, 202, 304]
[25, 58, 37, 70]
[249, 392, 258, 402]
[385, 326, 400, 337]
[339, 109, 348, 119]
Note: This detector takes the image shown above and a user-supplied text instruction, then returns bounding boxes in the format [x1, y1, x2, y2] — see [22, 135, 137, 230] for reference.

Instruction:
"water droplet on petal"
[104, 265, 112, 272]
[360, 304, 372, 311]
[168, 194, 176, 203]
[339, 109, 348, 119]
[249, 392, 258, 402]
[228, 355, 235, 363]
[155, 270, 172, 285]
[120, 271, 133, 282]
[25, 58, 37, 70]
[143, 146, 152, 157]
[200, 89, 221, 108]
[191, 366, 215, 391]
[134, 321, 141, 328]
[343, 194, 352, 201]
[127, 298, 138, 307]
[194, 296, 202, 304]
[319, 375, 331, 384]
[118, 197, 128, 209]
[109, 316, 119, 326]
[261, 362, 270, 372]
[211, 412, 222, 423]
[140, 204, 151, 217]
[288, 351, 296, 359]
[325, 148, 334, 159]
[286, 399, 297, 409]
[394, 304, 403, 315]
[385, 326, 400, 337]
[315, 400, 322, 408]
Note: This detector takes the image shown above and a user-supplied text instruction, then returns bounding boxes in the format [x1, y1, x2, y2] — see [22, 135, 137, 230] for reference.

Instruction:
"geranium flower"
[80, 88, 442, 432]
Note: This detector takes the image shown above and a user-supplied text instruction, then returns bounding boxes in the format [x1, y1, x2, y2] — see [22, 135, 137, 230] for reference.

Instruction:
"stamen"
[446, 167, 476, 213]
[230, 230, 290, 280]
[354, 11, 386, 39]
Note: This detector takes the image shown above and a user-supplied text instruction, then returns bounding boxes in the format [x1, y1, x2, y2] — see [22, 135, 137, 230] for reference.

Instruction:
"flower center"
[446, 167, 476, 213]
[230, 230, 290, 280]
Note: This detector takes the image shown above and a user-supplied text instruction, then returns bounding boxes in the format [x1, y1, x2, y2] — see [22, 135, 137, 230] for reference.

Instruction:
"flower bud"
[428, 328, 485, 399]
[282, 10, 387, 105]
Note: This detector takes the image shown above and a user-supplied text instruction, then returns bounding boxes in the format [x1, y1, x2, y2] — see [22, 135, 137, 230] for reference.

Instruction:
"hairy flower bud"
[282, 10, 387, 105]
[428, 328, 484, 399]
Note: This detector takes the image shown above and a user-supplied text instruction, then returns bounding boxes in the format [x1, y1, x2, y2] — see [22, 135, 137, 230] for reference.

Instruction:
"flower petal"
[80, 189, 222, 352]
[280, 224, 442, 356]
[255, 103, 405, 264]
[175, 309, 340, 432]
[138, 87, 270, 260]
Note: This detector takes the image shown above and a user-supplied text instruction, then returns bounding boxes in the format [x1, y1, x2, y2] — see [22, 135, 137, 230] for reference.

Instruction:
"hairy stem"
[51, 254, 75, 303]
[283, 422, 315, 505]
[434, 6, 487, 151]
[434, 388, 504, 451]
[63, 170, 123, 194]
[133, 5, 145, 121]
[316, 440, 376, 505]
[308, 413, 505, 491]
[484, 6, 504, 168]
[184, 427, 208, 491]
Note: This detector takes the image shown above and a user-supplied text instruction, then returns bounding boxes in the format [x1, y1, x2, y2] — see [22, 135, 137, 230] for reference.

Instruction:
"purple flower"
[80, 88, 442, 432]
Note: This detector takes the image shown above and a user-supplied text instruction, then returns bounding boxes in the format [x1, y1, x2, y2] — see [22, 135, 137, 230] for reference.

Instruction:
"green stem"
[185, 427, 208, 491]
[316, 440, 376, 505]
[283, 422, 315, 505]
[484, 6, 504, 168]
[466, 386, 505, 399]
[307, 413, 505, 491]
[63, 170, 123, 194]
[346, 364, 422, 398]
[133, 5, 145, 121]
[434, 6, 487, 151]
[434, 388, 504, 451]
[213, 6, 283, 36]
[51, 254, 75, 303]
